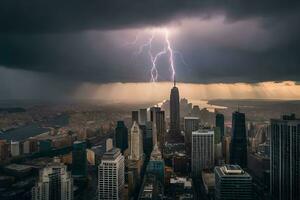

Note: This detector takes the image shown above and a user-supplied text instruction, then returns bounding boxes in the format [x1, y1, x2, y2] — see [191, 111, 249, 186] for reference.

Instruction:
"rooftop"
[184, 117, 199, 120]
[202, 171, 215, 188]
[216, 165, 251, 177]
[192, 129, 214, 135]
[102, 148, 121, 160]
[5, 164, 32, 172]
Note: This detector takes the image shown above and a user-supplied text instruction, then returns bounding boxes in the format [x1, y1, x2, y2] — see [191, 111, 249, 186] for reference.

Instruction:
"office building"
[270, 114, 300, 200]
[11, 141, 20, 157]
[23, 138, 38, 154]
[128, 121, 143, 161]
[132, 111, 139, 124]
[155, 110, 166, 151]
[216, 113, 225, 140]
[139, 108, 147, 125]
[150, 107, 161, 122]
[184, 117, 199, 157]
[72, 141, 87, 178]
[106, 138, 113, 152]
[0, 140, 9, 161]
[115, 121, 128, 153]
[169, 81, 181, 142]
[230, 111, 247, 168]
[146, 145, 165, 183]
[192, 129, 214, 177]
[98, 148, 125, 200]
[32, 158, 73, 200]
[144, 121, 153, 159]
[138, 174, 164, 200]
[215, 165, 252, 200]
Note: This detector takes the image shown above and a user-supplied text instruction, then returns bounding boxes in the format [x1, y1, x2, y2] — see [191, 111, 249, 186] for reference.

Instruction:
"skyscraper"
[150, 107, 161, 122]
[146, 145, 165, 183]
[139, 108, 147, 126]
[192, 129, 214, 177]
[184, 117, 199, 157]
[169, 82, 182, 142]
[144, 121, 154, 159]
[155, 110, 166, 151]
[72, 141, 87, 178]
[0, 140, 9, 161]
[215, 165, 252, 200]
[270, 114, 300, 200]
[170, 83, 180, 132]
[132, 111, 139, 124]
[115, 121, 128, 153]
[230, 111, 247, 168]
[128, 121, 143, 161]
[32, 157, 73, 200]
[216, 113, 225, 140]
[98, 148, 125, 200]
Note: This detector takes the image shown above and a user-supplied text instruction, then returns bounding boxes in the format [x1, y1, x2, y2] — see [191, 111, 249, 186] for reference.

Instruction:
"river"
[0, 114, 69, 141]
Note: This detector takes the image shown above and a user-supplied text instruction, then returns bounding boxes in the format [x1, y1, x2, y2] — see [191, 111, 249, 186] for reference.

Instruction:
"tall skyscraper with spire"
[128, 121, 143, 161]
[168, 80, 182, 143]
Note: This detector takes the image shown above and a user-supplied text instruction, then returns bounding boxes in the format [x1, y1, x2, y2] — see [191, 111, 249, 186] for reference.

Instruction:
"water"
[0, 114, 69, 141]
[189, 100, 227, 112]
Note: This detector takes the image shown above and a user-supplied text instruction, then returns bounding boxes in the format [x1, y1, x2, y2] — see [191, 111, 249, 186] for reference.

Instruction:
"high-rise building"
[0, 140, 9, 161]
[23, 138, 38, 154]
[98, 148, 125, 200]
[230, 111, 247, 168]
[155, 110, 166, 151]
[169, 82, 181, 139]
[128, 121, 143, 161]
[72, 141, 87, 178]
[146, 145, 165, 183]
[10, 141, 20, 157]
[132, 111, 139, 124]
[270, 114, 300, 200]
[192, 129, 214, 177]
[184, 117, 199, 157]
[144, 121, 154, 159]
[150, 107, 161, 122]
[215, 165, 252, 200]
[139, 108, 147, 126]
[106, 138, 113, 152]
[216, 113, 225, 140]
[138, 174, 164, 200]
[115, 121, 128, 153]
[32, 157, 73, 200]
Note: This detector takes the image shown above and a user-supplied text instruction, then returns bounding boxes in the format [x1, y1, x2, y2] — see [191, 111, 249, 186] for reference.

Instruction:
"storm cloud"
[0, 0, 300, 88]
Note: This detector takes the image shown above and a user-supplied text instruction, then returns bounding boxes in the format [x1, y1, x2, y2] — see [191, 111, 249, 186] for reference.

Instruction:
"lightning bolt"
[164, 29, 175, 82]
[128, 28, 187, 83]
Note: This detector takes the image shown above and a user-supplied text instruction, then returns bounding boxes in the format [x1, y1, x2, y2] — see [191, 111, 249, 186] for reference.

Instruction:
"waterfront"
[0, 114, 69, 141]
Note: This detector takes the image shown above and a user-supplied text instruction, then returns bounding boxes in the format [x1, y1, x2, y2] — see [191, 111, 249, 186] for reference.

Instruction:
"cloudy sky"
[1, 0, 300, 101]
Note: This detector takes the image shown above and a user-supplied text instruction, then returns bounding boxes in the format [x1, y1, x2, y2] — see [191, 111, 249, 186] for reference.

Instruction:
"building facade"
[115, 121, 128, 153]
[72, 141, 87, 178]
[270, 114, 300, 200]
[184, 117, 199, 157]
[98, 148, 125, 200]
[192, 129, 214, 177]
[128, 121, 143, 161]
[230, 111, 247, 168]
[169, 84, 181, 138]
[215, 165, 252, 200]
[215, 113, 225, 140]
[32, 158, 73, 200]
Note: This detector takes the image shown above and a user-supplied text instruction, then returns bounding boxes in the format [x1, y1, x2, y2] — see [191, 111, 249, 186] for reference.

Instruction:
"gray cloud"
[0, 0, 300, 86]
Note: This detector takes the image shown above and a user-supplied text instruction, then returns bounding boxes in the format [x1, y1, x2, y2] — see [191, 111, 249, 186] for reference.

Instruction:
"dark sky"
[1, 0, 300, 99]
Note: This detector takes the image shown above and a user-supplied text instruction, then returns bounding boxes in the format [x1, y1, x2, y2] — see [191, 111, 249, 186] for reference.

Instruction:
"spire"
[173, 74, 176, 87]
